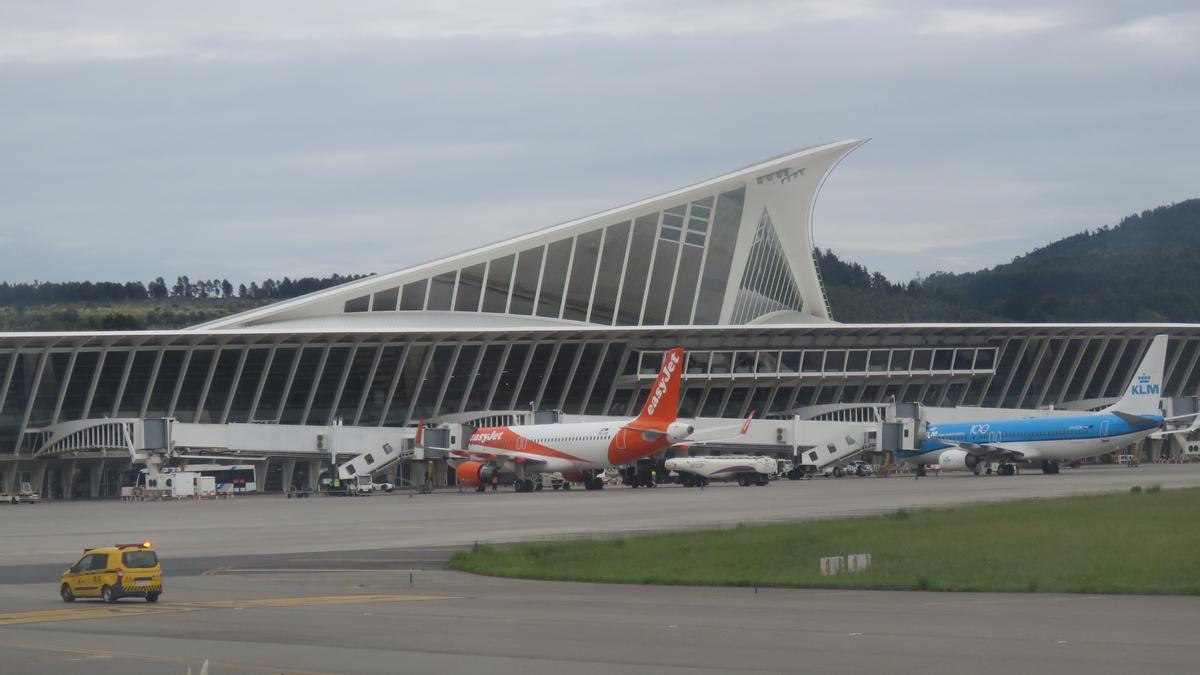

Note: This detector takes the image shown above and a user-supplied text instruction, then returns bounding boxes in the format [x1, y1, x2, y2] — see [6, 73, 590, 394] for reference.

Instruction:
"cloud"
[919, 8, 1068, 37]
[1108, 11, 1200, 49]
[0, 0, 892, 64]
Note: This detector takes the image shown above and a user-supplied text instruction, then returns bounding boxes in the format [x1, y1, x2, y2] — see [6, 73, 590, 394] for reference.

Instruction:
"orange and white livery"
[449, 348, 724, 491]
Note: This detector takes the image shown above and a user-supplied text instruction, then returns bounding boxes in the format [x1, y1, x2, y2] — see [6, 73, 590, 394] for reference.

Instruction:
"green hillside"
[819, 198, 1200, 323]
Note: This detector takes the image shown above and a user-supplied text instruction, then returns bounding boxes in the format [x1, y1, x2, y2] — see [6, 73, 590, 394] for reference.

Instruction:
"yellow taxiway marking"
[202, 594, 452, 608]
[0, 605, 197, 626]
[204, 566, 430, 576]
[0, 594, 454, 626]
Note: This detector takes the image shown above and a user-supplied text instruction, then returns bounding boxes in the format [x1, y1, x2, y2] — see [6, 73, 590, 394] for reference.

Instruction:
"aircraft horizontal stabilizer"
[1110, 410, 1160, 428]
[674, 412, 756, 446]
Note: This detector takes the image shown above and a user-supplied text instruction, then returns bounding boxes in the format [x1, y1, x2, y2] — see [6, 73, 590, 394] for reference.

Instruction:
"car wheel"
[101, 585, 116, 604]
[60, 584, 75, 603]
[146, 592, 160, 603]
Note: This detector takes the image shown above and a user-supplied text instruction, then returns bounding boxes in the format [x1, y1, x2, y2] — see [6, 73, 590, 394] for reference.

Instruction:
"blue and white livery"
[900, 334, 1177, 475]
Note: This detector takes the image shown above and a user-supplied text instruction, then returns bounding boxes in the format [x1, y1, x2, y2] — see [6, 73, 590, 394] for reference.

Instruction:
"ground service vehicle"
[60, 542, 162, 603]
[3, 481, 40, 504]
[664, 456, 777, 487]
[823, 460, 875, 478]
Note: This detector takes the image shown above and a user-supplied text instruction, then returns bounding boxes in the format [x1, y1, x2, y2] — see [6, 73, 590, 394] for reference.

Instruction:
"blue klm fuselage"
[900, 411, 1163, 462]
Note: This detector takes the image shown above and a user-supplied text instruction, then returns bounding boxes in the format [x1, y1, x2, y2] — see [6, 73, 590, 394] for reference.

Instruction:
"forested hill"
[818, 198, 1200, 323]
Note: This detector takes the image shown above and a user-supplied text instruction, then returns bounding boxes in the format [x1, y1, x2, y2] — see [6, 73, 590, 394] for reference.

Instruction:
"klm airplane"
[901, 334, 1193, 476]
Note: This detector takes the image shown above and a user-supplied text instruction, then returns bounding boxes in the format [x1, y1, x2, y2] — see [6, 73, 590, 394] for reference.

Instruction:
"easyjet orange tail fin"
[632, 348, 684, 429]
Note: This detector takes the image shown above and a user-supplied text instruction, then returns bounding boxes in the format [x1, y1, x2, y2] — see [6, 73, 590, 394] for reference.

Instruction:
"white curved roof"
[195, 140, 865, 331]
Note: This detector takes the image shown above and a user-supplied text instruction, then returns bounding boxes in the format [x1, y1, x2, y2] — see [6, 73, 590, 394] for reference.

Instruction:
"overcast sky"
[2, 0, 1197, 285]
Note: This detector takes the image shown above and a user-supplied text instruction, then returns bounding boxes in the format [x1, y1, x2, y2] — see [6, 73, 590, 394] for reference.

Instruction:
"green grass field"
[450, 487, 1200, 594]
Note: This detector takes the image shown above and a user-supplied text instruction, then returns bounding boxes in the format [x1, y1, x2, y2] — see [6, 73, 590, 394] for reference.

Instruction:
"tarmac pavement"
[2, 463, 1199, 673]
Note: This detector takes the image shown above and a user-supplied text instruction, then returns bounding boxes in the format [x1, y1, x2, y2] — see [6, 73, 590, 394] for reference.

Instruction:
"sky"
[1, 0, 1197, 285]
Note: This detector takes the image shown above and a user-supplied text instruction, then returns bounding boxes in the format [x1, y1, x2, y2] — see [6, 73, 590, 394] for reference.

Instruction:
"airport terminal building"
[3, 139, 1199, 497]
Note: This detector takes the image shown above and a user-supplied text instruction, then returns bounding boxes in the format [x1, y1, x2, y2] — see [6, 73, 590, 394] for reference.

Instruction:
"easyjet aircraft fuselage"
[466, 420, 679, 472]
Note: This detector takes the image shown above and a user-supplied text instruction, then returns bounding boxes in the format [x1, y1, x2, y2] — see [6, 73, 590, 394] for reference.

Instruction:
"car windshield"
[122, 550, 158, 568]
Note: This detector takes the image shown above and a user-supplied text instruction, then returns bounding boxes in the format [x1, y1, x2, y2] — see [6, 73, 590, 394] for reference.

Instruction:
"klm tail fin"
[1107, 334, 1168, 418]
[631, 348, 684, 430]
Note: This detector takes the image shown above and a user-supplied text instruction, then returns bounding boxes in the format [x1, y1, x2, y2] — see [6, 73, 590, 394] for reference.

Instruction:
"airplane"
[899, 334, 1198, 476]
[434, 347, 749, 492]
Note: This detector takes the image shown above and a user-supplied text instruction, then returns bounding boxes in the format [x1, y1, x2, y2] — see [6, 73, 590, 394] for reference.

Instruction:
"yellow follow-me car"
[60, 541, 162, 603]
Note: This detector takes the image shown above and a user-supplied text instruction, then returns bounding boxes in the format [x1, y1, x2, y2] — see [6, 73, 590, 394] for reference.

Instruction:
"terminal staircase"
[796, 427, 872, 470]
[337, 441, 416, 480]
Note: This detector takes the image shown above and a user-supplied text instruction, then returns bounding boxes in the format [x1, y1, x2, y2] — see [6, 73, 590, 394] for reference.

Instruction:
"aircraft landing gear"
[998, 463, 1016, 476]
[583, 473, 604, 490]
[1041, 461, 1060, 475]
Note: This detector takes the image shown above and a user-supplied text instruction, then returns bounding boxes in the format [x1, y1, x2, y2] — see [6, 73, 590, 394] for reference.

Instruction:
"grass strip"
[450, 486, 1200, 594]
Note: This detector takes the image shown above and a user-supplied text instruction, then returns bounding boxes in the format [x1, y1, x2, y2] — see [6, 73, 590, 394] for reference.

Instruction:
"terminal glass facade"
[4, 328, 1200, 458]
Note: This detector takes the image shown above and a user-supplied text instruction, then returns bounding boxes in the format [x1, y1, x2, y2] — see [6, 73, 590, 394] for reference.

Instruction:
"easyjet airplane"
[440, 348, 748, 492]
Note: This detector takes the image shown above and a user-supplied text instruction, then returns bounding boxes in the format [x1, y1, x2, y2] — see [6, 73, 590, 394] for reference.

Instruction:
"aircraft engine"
[937, 449, 979, 471]
[455, 461, 496, 486]
[666, 421, 695, 443]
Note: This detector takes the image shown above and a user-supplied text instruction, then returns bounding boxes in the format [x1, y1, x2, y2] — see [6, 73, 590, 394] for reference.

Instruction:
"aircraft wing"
[448, 448, 549, 468]
[933, 437, 1034, 460]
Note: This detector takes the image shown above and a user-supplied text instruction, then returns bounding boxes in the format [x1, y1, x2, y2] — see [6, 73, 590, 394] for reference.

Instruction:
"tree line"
[0, 273, 369, 307]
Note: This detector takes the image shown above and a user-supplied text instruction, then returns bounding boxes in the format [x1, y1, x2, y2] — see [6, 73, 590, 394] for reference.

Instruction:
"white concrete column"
[1, 461, 16, 494]
[89, 460, 106, 499]
[306, 459, 322, 491]
[31, 463, 47, 498]
[60, 460, 77, 500]
[252, 461, 266, 493]
[281, 458, 296, 492]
